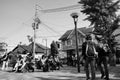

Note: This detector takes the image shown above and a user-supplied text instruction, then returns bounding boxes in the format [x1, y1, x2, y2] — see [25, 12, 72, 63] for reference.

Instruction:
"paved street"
[0, 65, 120, 80]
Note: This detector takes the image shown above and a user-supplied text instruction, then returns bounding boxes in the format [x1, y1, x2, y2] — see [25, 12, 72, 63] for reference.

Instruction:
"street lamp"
[32, 17, 41, 58]
[70, 12, 80, 72]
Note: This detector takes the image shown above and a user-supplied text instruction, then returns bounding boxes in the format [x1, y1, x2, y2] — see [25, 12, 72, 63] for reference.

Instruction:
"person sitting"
[48, 56, 56, 71]
[40, 55, 49, 72]
[41, 55, 48, 66]
[54, 55, 63, 70]
[13, 55, 23, 72]
[19, 53, 34, 72]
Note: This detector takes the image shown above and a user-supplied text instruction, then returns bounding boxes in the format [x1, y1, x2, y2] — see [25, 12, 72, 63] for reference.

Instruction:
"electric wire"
[41, 21, 61, 35]
[38, 4, 81, 13]
[39, 19, 73, 29]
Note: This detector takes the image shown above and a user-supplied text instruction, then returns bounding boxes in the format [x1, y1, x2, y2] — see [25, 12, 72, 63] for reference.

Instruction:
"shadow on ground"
[35, 76, 85, 80]
[60, 66, 85, 74]
[35, 76, 120, 80]
[109, 66, 120, 78]
[35, 73, 86, 80]
[35, 74, 102, 80]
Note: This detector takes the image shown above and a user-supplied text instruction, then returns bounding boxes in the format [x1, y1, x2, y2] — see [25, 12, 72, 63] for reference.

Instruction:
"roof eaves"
[59, 30, 72, 40]
[36, 43, 49, 50]
[78, 29, 86, 36]
[67, 29, 74, 39]
[12, 45, 19, 52]
[20, 45, 29, 51]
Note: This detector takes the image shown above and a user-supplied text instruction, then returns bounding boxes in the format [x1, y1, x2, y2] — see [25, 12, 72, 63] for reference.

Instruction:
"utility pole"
[45, 39, 47, 55]
[32, 5, 41, 58]
[42, 38, 48, 55]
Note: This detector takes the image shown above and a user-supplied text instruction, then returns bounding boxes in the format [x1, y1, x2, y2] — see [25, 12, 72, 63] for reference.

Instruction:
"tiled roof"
[59, 30, 72, 40]
[12, 45, 29, 54]
[36, 43, 49, 50]
[11, 43, 50, 54]
[28, 42, 49, 53]
[78, 27, 93, 34]
[59, 27, 93, 40]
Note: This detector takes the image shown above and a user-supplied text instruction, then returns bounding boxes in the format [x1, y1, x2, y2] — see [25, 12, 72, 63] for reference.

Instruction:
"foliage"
[79, 0, 120, 52]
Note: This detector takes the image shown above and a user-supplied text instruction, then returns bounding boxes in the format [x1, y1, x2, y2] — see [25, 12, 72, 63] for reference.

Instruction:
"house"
[12, 45, 29, 53]
[113, 28, 120, 63]
[10, 43, 50, 58]
[11, 44, 30, 57]
[0, 42, 7, 56]
[56, 41, 67, 59]
[28, 42, 50, 58]
[59, 27, 93, 66]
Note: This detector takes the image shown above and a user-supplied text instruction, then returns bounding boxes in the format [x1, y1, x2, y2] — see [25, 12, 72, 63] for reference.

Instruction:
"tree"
[79, 0, 120, 66]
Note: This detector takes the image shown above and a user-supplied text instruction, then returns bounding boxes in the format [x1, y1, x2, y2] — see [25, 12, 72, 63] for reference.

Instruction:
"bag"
[86, 41, 97, 57]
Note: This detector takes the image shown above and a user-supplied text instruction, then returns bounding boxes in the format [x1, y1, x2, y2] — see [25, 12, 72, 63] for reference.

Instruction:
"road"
[0, 65, 120, 80]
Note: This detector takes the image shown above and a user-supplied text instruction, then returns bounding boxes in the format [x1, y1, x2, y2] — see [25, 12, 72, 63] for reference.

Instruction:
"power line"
[22, 16, 61, 38]
[23, 16, 35, 24]
[41, 21, 61, 35]
[39, 25, 56, 36]
[22, 3, 81, 36]
[20, 3, 81, 41]
[39, 19, 73, 29]
[38, 4, 81, 13]
[36, 24, 50, 37]
[37, 35, 62, 38]
[36, 4, 43, 10]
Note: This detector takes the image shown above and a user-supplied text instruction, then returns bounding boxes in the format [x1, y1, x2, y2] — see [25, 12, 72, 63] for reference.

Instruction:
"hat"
[86, 34, 92, 40]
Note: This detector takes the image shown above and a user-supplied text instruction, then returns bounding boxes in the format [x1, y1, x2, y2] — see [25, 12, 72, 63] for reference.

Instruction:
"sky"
[0, 0, 90, 51]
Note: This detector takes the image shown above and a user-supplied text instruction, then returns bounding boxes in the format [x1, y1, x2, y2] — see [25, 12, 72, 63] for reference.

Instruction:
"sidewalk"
[25, 65, 120, 80]
[0, 65, 119, 80]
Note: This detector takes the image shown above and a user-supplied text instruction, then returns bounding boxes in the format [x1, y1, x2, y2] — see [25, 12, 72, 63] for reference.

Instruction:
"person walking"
[1, 52, 9, 71]
[81, 35, 98, 80]
[96, 41, 109, 80]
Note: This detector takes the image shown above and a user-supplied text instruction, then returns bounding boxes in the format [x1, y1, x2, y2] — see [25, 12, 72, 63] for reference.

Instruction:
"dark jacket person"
[96, 41, 109, 80]
[81, 35, 97, 80]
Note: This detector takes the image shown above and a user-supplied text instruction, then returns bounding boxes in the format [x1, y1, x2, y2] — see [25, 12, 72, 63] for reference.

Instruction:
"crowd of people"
[0, 52, 63, 73]
[0, 34, 112, 80]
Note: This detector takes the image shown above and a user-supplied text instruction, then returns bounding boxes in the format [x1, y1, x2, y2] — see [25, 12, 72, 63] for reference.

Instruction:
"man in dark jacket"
[96, 41, 109, 80]
[81, 35, 97, 80]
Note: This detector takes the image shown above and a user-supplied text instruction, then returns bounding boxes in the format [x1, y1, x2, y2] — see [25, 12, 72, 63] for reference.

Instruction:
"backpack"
[86, 41, 97, 57]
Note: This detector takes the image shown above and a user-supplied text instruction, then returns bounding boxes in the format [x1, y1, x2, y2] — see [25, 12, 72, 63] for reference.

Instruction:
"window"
[67, 39, 72, 46]
[57, 44, 60, 48]
[63, 41, 65, 45]
[78, 38, 82, 45]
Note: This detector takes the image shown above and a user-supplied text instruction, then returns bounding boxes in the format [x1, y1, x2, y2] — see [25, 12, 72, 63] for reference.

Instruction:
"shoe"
[104, 77, 109, 80]
[86, 77, 90, 80]
[101, 74, 105, 79]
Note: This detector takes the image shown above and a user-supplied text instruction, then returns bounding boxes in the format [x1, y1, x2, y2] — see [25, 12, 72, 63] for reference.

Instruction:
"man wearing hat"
[81, 34, 98, 80]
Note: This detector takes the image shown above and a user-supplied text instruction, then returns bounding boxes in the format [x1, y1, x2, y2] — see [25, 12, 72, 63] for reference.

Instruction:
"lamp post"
[32, 17, 41, 58]
[70, 12, 80, 72]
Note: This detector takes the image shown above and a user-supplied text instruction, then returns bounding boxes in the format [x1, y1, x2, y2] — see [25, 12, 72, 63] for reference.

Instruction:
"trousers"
[98, 56, 109, 79]
[84, 57, 96, 80]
